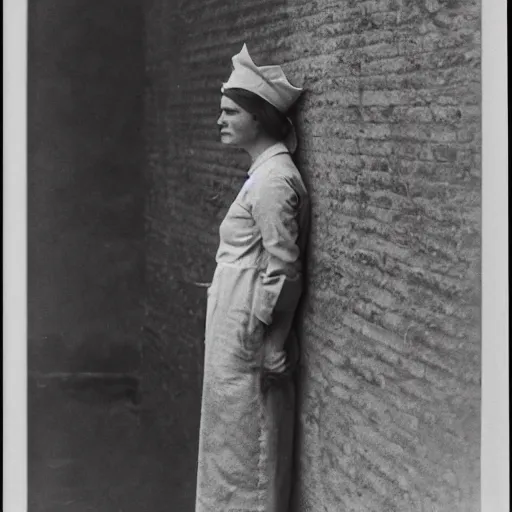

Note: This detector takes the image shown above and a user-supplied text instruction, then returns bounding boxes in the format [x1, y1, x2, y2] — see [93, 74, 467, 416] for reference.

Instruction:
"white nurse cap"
[221, 44, 303, 114]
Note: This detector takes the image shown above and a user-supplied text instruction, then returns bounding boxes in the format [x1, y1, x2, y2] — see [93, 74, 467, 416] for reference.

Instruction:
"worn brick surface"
[143, 0, 481, 510]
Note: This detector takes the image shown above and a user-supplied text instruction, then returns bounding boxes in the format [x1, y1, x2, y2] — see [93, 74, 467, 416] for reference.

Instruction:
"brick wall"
[143, 0, 481, 510]
[28, 0, 145, 373]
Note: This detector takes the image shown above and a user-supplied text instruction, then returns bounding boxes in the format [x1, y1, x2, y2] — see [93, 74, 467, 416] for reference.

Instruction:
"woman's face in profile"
[217, 95, 260, 148]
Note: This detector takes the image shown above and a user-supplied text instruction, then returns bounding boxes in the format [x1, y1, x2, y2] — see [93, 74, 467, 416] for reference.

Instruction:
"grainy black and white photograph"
[2, 0, 508, 511]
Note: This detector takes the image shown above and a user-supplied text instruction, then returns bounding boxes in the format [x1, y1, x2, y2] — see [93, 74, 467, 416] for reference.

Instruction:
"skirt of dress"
[195, 266, 296, 512]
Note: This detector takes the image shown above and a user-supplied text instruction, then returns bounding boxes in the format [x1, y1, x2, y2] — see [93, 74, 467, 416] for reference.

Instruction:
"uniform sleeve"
[251, 176, 303, 325]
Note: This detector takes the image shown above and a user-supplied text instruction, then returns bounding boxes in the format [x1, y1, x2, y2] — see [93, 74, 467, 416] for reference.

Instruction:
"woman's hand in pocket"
[263, 348, 287, 373]
[261, 348, 290, 393]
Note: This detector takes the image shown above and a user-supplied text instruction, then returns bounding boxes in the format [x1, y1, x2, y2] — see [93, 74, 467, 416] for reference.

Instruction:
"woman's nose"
[217, 112, 225, 126]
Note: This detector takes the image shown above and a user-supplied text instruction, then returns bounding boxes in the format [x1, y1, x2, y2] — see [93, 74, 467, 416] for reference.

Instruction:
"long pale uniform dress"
[196, 141, 309, 512]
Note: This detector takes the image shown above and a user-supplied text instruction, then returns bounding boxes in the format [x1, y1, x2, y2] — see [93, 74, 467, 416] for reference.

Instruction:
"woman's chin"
[220, 134, 236, 145]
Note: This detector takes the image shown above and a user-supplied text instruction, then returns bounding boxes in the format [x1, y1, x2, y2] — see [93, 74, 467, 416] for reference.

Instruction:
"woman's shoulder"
[254, 154, 308, 199]
[255, 151, 296, 178]
[273, 153, 306, 185]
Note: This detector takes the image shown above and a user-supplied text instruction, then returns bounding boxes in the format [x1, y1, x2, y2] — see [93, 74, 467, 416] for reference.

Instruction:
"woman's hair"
[222, 88, 290, 142]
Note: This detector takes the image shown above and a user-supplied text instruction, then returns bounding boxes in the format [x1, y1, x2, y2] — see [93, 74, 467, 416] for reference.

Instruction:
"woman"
[196, 44, 309, 512]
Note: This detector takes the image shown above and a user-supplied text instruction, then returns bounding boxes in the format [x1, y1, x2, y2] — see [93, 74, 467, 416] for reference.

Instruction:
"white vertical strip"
[3, 0, 28, 510]
[481, 0, 509, 511]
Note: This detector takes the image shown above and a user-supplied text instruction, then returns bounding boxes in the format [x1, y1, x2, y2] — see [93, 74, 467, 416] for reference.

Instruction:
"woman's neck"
[244, 135, 279, 163]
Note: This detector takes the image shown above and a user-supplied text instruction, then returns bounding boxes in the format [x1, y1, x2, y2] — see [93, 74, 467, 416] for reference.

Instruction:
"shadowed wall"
[28, 1, 147, 508]
[28, 0, 145, 373]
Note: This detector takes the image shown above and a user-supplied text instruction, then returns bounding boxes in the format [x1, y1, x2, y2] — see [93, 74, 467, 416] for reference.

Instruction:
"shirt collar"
[247, 142, 289, 176]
